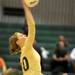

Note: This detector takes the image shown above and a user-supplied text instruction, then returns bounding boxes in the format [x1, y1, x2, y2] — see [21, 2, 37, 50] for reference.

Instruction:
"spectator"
[50, 35, 69, 75]
[56, 35, 69, 50]
[51, 48, 69, 75]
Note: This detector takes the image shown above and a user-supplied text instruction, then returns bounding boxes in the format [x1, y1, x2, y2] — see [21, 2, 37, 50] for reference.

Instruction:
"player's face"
[16, 33, 26, 48]
[59, 35, 64, 41]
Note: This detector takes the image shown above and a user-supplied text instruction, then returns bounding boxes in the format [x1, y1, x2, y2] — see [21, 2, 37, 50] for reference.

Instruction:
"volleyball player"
[9, 0, 43, 75]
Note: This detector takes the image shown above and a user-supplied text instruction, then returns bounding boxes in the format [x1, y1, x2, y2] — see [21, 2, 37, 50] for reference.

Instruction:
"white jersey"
[70, 48, 75, 60]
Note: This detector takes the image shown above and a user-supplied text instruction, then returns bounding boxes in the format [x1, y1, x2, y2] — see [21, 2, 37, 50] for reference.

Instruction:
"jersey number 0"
[22, 57, 29, 71]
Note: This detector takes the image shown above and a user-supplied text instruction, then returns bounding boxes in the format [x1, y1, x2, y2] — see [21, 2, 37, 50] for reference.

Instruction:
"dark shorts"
[51, 59, 68, 73]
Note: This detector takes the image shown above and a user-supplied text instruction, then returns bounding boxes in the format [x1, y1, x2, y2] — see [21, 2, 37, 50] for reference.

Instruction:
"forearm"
[22, 0, 35, 46]
[52, 54, 60, 61]
[52, 54, 68, 61]
[62, 55, 68, 61]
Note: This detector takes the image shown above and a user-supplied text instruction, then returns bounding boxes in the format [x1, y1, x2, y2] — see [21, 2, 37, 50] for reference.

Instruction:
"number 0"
[22, 57, 29, 71]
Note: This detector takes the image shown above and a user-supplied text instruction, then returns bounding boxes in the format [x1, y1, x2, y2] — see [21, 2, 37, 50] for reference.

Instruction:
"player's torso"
[20, 47, 42, 75]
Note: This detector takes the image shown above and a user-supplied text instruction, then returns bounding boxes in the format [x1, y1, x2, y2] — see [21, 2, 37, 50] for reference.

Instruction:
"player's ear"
[16, 38, 24, 48]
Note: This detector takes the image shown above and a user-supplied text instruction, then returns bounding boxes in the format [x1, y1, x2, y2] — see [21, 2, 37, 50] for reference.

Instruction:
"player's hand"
[22, 0, 39, 8]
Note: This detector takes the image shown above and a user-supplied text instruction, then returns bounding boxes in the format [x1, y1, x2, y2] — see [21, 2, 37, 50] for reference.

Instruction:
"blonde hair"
[9, 33, 20, 55]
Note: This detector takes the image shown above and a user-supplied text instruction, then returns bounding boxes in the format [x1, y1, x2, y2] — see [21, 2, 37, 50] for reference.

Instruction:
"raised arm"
[22, 0, 36, 48]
